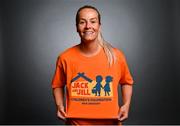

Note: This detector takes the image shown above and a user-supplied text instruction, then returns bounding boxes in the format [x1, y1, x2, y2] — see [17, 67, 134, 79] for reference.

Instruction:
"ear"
[99, 25, 102, 32]
[99, 25, 102, 35]
[97, 26, 102, 43]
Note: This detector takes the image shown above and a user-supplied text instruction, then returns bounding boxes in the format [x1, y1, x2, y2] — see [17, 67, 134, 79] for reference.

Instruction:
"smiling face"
[76, 8, 101, 43]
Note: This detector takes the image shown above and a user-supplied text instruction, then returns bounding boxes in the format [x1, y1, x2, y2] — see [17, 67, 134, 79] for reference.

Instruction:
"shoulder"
[58, 45, 78, 60]
[113, 47, 126, 60]
[55, 45, 79, 65]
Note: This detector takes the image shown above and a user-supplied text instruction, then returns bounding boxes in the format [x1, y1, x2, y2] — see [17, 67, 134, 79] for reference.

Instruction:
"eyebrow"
[79, 17, 98, 21]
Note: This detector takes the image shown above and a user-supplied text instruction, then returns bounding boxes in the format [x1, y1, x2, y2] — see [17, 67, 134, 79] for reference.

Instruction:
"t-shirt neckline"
[74, 44, 103, 61]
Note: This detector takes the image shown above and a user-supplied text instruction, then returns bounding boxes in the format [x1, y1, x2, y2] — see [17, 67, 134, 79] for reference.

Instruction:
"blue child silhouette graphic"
[92, 75, 103, 96]
[104, 76, 113, 96]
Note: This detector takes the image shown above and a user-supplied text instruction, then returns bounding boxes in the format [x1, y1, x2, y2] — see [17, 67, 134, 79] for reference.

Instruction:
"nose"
[85, 22, 91, 29]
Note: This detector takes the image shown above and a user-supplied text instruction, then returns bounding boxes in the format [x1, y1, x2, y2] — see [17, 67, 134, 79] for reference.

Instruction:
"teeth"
[84, 31, 93, 35]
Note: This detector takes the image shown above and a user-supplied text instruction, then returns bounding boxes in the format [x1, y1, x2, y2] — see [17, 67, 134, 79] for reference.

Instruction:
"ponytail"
[98, 32, 116, 67]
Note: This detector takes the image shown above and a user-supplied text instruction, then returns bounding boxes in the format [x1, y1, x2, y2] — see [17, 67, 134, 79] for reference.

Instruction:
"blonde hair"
[76, 5, 116, 66]
[98, 32, 116, 67]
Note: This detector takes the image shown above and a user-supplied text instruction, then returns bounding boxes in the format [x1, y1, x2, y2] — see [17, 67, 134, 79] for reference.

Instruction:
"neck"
[79, 39, 101, 56]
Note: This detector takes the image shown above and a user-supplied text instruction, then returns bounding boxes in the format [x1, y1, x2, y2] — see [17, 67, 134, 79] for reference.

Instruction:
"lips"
[83, 31, 94, 35]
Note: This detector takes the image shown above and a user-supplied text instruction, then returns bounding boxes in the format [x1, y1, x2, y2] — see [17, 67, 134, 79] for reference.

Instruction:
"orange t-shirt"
[52, 45, 133, 119]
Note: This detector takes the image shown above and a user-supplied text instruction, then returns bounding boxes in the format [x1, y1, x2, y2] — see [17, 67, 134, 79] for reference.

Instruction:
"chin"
[83, 39, 96, 42]
[83, 37, 97, 42]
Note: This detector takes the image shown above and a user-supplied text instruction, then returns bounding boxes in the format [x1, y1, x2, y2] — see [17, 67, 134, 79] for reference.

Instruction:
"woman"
[52, 5, 134, 125]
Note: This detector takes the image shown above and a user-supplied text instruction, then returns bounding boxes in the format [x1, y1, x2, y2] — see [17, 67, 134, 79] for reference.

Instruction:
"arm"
[53, 87, 67, 121]
[118, 84, 133, 121]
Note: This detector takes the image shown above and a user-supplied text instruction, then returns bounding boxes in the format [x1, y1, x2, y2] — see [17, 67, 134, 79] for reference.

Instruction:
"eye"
[79, 21, 85, 24]
[91, 20, 96, 23]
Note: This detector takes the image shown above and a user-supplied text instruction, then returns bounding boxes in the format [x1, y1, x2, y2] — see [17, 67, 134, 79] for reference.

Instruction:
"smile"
[83, 31, 94, 35]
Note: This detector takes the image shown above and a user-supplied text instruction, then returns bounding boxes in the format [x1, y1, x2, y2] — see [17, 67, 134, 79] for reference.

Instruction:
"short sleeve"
[119, 53, 134, 85]
[51, 56, 66, 89]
